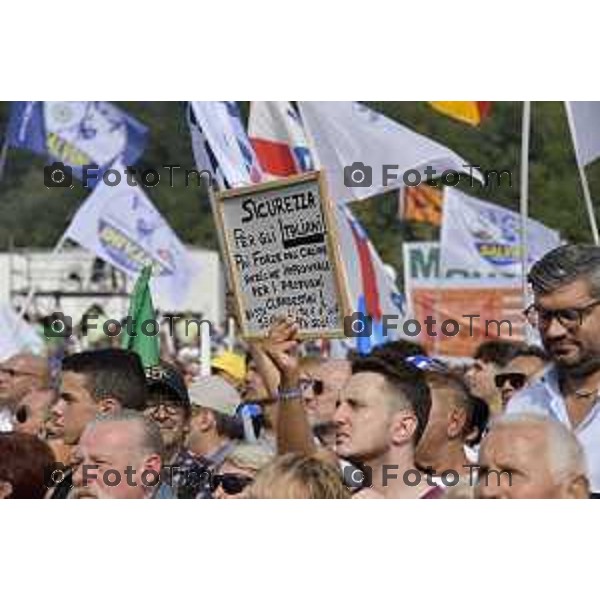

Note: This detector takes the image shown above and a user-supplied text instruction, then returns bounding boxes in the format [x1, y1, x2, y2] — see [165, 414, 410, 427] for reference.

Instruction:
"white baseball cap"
[188, 375, 241, 417]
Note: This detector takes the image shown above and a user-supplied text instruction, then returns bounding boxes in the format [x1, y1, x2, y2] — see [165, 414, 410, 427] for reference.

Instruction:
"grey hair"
[528, 244, 600, 297]
[87, 409, 164, 458]
[490, 412, 587, 483]
[224, 442, 274, 473]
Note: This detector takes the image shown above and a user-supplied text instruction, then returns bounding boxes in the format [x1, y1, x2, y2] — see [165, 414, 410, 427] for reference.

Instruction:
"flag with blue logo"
[5, 101, 148, 181]
[63, 162, 192, 305]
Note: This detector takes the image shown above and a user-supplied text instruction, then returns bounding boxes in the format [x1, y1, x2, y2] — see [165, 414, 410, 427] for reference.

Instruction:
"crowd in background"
[1, 243, 599, 499]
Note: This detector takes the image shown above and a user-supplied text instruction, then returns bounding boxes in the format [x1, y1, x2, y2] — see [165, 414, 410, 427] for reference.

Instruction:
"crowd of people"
[1, 243, 600, 499]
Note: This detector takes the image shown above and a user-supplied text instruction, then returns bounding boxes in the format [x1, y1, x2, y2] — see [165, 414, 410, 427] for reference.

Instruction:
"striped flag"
[248, 101, 314, 177]
[248, 101, 404, 353]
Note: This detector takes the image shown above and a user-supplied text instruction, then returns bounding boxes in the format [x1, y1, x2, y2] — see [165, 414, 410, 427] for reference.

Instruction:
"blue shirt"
[507, 366, 600, 492]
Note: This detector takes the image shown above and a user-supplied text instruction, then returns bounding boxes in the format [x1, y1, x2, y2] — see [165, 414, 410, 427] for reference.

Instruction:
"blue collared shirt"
[506, 366, 600, 492]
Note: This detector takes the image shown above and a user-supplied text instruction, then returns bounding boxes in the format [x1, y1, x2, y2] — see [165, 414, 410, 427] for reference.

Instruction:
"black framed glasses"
[211, 473, 254, 495]
[524, 300, 600, 329]
[495, 372, 527, 390]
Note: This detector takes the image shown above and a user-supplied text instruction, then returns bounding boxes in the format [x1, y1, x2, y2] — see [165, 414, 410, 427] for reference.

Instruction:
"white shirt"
[0, 407, 13, 433]
[506, 365, 600, 493]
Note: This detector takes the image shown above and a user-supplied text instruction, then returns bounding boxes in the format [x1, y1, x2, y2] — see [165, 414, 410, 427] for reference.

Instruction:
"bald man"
[476, 413, 590, 499]
[0, 353, 49, 432]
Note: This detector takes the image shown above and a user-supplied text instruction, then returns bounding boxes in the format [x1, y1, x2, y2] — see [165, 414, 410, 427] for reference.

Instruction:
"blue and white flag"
[188, 101, 263, 188]
[440, 188, 561, 282]
[63, 162, 192, 304]
[6, 101, 148, 181]
[186, 102, 226, 189]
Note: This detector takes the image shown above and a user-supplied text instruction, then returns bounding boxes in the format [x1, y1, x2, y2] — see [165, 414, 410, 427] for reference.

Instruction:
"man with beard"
[508, 244, 600, 495]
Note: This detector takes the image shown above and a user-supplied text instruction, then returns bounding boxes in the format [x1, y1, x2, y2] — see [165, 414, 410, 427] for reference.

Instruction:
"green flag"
[121, 266, 160, 368]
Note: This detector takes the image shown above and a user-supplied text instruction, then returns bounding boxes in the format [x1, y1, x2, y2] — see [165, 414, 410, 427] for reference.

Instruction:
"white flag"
[189, 101, 263, 188]
[0, 304, 44, 361]
[248, 101, 316, 177]
[568, 101, 600, 166]
[298, 101, 481, 203]
[440, 188, 561, 281]
[64, 166, 192, 305]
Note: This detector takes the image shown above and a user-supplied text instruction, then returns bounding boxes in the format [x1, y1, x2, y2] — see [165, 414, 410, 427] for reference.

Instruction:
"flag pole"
[0, 132, 9, 181]
[520, 101, 533, 344]
[17, 231, 69, 320]
[519, 101, 531, 308]
[565, 101, 600, 245]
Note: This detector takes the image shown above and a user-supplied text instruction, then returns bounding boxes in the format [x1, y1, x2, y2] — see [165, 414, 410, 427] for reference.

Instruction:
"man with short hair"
[476, 413, 589, 499]
[47, 348, 148, 498]
[52, 348, 147, 445]
[303, 359, 351, 450]
[0, 353, 50, 432]
[496, 345, 548, 408]
[416, 370, 479, 483]
[71, 410, 165, 499]
[465, 340, 525, 414]
[335, 356, 440, 499]
[508, 244, 600, 495]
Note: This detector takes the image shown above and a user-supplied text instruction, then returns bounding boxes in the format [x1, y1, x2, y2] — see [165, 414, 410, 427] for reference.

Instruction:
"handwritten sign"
[216, 171, 349, 339]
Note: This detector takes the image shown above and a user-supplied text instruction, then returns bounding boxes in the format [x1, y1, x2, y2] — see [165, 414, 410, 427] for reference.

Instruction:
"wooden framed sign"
[215, 171, 350, 340]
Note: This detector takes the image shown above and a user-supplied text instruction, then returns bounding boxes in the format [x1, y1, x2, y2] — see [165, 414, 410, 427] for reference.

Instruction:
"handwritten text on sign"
[219, 174, 345, 337]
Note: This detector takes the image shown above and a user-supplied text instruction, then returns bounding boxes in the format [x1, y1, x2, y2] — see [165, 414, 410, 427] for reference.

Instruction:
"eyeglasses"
[211, 473, 254, 495]
[495, 372, 527, 390]
[524, 300, 600, 329]
[144, 402, 183, 417]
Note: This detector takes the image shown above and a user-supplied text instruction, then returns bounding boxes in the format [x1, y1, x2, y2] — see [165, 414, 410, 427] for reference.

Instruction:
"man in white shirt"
[507, 244, 600, 495]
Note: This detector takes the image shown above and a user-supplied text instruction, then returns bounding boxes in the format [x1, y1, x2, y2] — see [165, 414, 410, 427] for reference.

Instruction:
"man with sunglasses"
[302, 358, 351, 450]
[0, 353, 50, 433]
[508, 244, 600, 495]
[13, 388, 56, 438]
[495, 346, 547, 409]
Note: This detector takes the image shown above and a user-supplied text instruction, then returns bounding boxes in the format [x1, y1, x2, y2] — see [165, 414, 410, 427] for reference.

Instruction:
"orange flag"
[399, 184, 444, 227]
[429, 101, 492, 126]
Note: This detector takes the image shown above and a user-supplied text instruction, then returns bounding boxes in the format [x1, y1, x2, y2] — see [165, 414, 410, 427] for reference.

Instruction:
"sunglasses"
[211, 473, 254, 495]
[495, 372, 527, 390]
[14, 405, 30, 424]
[299, 378, 325, 395]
